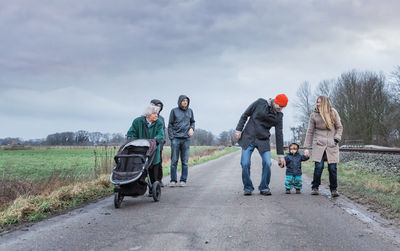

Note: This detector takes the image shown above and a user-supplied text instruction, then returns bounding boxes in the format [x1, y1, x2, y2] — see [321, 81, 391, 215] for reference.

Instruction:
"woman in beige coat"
[304, 96, 343, 197]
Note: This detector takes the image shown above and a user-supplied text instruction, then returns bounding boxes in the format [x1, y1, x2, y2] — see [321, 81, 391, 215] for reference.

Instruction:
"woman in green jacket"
[127, 104, 165, 187]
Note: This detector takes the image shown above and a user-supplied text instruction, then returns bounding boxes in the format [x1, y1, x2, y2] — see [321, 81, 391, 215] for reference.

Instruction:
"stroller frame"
[110, 139, 161, 208]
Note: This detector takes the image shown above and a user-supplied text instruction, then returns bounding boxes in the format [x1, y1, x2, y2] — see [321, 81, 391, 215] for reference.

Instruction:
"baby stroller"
[110, 139, 161, 208]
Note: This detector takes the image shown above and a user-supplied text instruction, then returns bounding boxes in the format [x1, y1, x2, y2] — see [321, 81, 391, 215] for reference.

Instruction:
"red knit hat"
[274, 94, 288, 107]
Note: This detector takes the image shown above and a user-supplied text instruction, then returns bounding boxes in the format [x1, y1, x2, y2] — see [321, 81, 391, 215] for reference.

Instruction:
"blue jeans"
[312, 155, 338, 191]
[170, 138, 190, 182]
[285, 175, 302, 190]
[240, 144, 271, 192]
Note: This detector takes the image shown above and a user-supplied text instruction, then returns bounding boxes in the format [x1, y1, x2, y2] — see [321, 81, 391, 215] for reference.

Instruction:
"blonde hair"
[315, 96, 336, 130]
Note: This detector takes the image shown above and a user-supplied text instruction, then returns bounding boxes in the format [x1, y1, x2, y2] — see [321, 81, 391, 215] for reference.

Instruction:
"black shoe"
[331, 190, 339, 197]
[260, 190, 272, 196]
[296, 189, 301, 194]
[244, 190, 252, 196]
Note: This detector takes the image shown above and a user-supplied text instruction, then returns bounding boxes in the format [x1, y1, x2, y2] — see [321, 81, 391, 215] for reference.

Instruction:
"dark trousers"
[159, 151, 163, 181]
[149, 163, 161, 184]
[312, 153, 338, 191]
[149, 151, 163, 184]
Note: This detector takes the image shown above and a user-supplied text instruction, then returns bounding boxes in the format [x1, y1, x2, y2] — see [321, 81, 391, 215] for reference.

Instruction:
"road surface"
[1, 150, 399, 250]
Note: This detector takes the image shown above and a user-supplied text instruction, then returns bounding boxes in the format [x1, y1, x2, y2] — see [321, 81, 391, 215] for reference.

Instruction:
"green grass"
[0, 147, 116, 181]
[272, 150, 400, 221]
[0, 146, 239, 230]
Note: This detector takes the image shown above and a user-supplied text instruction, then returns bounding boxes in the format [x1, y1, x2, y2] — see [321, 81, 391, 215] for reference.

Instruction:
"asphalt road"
[1, 150, 399, 251]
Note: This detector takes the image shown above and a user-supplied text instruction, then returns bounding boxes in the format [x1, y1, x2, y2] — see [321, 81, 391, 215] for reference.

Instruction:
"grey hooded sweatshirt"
[168, 95, 195, 140]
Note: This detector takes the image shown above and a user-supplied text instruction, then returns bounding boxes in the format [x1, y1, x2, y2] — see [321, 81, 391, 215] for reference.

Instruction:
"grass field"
[0, 146, 235, 182]
[0, 145, 239, 229]
[0, 147, 115, 181]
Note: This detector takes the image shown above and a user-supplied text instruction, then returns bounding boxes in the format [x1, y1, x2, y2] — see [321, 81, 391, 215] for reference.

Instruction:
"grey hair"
[143, 104, 160, 116]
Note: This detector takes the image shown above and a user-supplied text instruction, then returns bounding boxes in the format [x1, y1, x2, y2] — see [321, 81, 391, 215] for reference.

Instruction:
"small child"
[281, 143, 309, 194]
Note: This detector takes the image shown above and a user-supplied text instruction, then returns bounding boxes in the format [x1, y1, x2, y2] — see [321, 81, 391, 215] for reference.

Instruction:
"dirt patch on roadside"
[339, 186, 400, 226]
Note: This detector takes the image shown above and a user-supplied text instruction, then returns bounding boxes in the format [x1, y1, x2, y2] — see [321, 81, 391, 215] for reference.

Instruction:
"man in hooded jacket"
[168, 95, 195, 187]
[150, 99, 166, 187]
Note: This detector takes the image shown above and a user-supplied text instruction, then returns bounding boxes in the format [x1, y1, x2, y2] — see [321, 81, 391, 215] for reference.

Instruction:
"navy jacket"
[168, 95, 195, 140]
[284, 152, 309, 175]
[236, 98, 284, 154]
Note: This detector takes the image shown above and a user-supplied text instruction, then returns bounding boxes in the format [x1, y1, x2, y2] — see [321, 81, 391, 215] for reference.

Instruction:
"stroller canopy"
[116, 139, 157, 158]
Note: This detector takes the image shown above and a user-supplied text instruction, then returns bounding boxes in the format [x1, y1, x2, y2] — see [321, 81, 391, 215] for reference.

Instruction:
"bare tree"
[332, 70, 391, 145]
[191, 129, 215, 146]
[315, 79, 335, 101]
[389, 66, 400, 102]
[388, 66, 400, 145]
[292, 81, 314, 144]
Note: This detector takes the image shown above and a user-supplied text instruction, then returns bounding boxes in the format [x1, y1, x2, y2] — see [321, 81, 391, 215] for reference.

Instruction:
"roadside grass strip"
[272, 151, 400, 222]
[0, 146, 239, 230]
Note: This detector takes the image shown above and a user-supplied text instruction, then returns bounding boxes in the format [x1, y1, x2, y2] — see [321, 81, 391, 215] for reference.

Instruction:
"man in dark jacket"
[150, 99, 166, 187]
[168, 95, 195, 187]
[235, 94, 288, 196]
[282, 143, 310, 194]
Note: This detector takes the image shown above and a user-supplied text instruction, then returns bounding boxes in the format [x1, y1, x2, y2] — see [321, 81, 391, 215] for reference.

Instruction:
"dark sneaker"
[260, 190, 272, 196]
[244, 190, 252, 196]
[296, 189, 301, 194]
[285, 189, 291, 194]
[331, 190, 339, 197]
[311, 189, 319, 195]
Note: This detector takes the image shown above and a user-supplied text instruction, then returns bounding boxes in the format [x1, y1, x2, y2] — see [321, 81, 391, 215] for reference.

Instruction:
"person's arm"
[188, 109, 195, 137]
[301, 154, 310, 161]
[275, 113, 284, 157]
[235, 100, 258, 139]
[303, 113, 315, 149]
[333, 109, 343, 143]
[284, 156, 291, 166]
[154, 120, 165, 144]
[167, 110, 175, 140]
[190, 109, 195, 131]
[126, 119, 138, 140]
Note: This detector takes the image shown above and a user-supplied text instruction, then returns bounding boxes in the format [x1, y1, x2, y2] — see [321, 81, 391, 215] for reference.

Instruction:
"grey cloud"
[1, 0, 399, 139]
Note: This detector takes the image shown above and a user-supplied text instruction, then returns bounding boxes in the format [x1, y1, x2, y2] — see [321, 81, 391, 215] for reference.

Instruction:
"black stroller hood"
[115, 139, 157, 162]
[110, 139, 157, 186]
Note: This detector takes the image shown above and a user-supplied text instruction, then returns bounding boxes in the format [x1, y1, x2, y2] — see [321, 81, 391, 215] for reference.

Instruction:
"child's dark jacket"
[284, 152, 309, 175]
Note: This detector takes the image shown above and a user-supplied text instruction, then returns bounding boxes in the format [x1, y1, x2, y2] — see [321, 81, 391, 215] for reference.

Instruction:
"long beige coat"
[303, 108, 343, 164]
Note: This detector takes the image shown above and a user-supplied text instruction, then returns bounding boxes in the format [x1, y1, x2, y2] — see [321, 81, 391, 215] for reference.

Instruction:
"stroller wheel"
[114, 192, 124, 208]
[152, 181, 161, 202]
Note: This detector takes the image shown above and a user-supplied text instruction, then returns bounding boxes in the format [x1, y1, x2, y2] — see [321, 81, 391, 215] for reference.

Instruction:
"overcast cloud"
[1, 0, 400, 140]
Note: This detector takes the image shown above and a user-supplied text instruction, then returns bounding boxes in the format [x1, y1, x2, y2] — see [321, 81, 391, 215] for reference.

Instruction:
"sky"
[1, 0, 400, 140]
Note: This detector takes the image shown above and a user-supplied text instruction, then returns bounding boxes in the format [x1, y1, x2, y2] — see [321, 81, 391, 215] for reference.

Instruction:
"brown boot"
[311, 188, 319, 195]
[296, 189, 301, 194]
[331, 190, 339, 197]
[285, 189, 291, 194]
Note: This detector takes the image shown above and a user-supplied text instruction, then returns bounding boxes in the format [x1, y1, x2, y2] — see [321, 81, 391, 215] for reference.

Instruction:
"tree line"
[292, 67, 400, 147]
[0, 129, 238, 146]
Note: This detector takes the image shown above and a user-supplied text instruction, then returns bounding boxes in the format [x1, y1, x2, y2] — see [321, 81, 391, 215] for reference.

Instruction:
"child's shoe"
[296, 189, 301, 194]
[285, 189, 291, 194]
